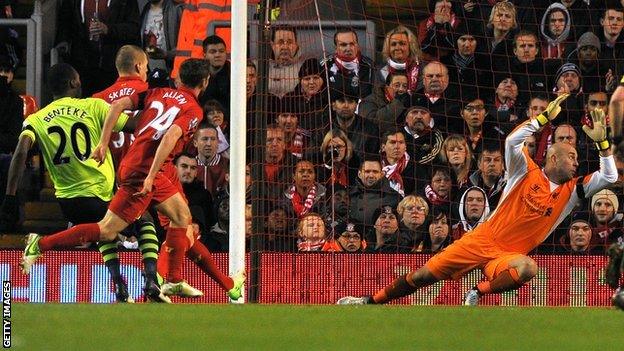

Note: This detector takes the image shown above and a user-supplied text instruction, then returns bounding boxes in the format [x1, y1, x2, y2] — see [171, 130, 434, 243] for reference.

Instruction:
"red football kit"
[109, 86, 202, 223]
[92, 76, 148, 167]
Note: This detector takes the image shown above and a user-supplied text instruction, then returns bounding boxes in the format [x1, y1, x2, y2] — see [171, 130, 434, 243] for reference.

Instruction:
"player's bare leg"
[464, 255, 537, 306]
[337, 266, 439, 305]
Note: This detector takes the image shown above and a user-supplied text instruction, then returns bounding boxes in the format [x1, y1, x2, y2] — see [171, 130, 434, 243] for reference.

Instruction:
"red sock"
[187, 240, 234, 291]
[39, 223, 100, 251]
[165, 227, 190, 283]
[477, 268, 523, 295]
[157, 240, 169, 280]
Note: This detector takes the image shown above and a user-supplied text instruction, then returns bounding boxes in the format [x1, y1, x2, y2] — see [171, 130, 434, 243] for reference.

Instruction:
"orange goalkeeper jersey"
[466, 118, 617, 254]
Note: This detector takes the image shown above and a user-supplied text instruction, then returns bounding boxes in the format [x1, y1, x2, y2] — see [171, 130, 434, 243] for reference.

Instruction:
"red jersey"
[120, 86, 203, 175]
[92, 76, 149, 167]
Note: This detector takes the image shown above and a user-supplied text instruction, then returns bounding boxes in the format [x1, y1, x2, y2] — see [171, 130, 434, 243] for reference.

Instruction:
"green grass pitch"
[10, 304, 624, 350]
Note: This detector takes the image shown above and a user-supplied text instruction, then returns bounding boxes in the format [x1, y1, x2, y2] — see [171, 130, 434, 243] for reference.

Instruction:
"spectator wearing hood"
[359, 71, 410, 133]
[452, 186, 490, 241]
[378, 25, 423, 94]
[540, 3, 573, 60]
[365, 205, 415, 253]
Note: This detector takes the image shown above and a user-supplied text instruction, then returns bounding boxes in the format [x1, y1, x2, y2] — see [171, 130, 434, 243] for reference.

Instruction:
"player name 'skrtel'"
[43, 106, 88, 122]
[108, 87, 136, 101]
[162, 91, 188, 105]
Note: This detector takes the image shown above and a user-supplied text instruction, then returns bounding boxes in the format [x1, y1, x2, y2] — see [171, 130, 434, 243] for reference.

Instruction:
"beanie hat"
[576, 32, 601, 53]
[554, 62, 581, 86]
[591, 189, 619, 212]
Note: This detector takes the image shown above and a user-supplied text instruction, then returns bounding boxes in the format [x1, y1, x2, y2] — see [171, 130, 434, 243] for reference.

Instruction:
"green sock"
[138, 221, 159, 280]
[97, 241, 121, 284]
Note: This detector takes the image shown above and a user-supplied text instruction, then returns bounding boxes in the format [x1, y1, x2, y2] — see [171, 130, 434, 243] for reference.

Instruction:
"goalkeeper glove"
[582, 109, 611, 151]
[535, 93, 569, 126]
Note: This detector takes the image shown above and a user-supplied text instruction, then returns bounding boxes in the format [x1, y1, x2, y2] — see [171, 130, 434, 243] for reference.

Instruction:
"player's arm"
[581, 106, 618, 197]
[1, 132, 34, 228]
[609, 77, 624, 139]
[92, 96, 135, 164]
[134, 124, 183, 196]
[5, 134, 33, 196]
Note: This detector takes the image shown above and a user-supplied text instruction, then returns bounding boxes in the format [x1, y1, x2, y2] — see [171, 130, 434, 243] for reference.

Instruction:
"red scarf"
[329, 163, 348, 187]
[425, 184, 449, 205]
[290, 184, 317, 218]
[334, 52, 361, 75]
[382, 152, 410, 196]
[387, 59, 420, 94]
[297, 239, 326, 252]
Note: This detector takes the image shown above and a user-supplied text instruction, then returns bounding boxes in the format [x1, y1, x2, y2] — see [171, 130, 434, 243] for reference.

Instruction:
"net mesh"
[239, 0, 624, 302]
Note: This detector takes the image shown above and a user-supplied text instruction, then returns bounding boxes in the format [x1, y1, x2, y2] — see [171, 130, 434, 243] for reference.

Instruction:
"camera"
[328, 146, 340, 159]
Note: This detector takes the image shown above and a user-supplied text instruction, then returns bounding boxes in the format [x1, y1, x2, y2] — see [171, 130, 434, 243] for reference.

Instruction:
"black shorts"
[57, 197, 109, 225]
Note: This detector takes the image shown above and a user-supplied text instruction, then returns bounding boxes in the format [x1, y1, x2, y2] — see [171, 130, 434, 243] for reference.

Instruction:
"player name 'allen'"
[43, 107, 88, 122]
[162, 91, 187, 105]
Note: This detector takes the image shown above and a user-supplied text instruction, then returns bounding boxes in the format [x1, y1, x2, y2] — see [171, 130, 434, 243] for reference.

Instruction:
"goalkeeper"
[338, 91, 618, 306]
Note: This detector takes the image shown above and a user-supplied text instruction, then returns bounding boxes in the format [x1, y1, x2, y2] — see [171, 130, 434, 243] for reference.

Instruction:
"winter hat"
[576, 32, 601, 53]
[298, 57, 324, 79]
[591, 189, 619, 212]
[554, 62, 581, 85]
[570, 211, 591, 226]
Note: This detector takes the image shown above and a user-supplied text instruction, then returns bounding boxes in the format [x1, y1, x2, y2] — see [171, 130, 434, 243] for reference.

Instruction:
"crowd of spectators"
[2, 0, 624, 256]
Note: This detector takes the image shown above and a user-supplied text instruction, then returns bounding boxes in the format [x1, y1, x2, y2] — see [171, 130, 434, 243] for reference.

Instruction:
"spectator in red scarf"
[322, 27, 375, 99]
[280, 160, 326, 220]
[378, 25, 422, 94]
[297, 212, 327, 252]
[380, 128, 417, 196]
[316, 129, 357, 187]
[273, 96, 310, 159]
[359, 71, 410, 133]
[423, 165, 453, 208]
